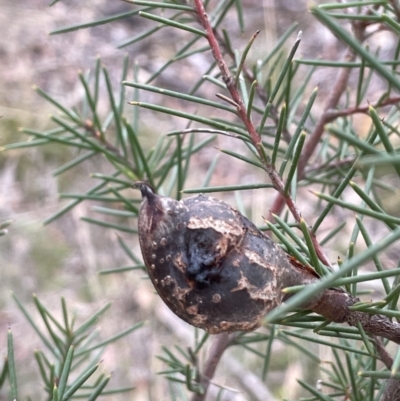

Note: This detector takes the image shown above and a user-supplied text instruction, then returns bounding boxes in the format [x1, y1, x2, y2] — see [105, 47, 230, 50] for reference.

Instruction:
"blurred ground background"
[1, 1, 399, 400]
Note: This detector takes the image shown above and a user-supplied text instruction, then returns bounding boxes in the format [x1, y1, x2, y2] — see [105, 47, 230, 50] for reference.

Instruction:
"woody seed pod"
[134, 181, 321, 334]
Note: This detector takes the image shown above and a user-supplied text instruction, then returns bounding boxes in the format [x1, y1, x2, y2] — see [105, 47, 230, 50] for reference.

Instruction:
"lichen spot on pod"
[134, 182, 284, 334]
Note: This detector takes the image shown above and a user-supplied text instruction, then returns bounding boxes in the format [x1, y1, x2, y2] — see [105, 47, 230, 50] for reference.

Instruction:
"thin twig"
[156, 303, 276, 401]
[375, 335, 400, 401]
[83, 120, 122, 156]
[374, 336, 393, 370]
[193, 0, 331, 267]
[214, 30, 292, 144]
[304, 156, 356, 174]
[191, 333, 232, 401]
[324, 95, 400, 121]
[381, 379, 400, 401]
[193, 0, 260, 148]
[297, 44, 361, 179]
[167, 128, 243, 139]
[82, 119, 137, 171]
[268, 22, 367, 220]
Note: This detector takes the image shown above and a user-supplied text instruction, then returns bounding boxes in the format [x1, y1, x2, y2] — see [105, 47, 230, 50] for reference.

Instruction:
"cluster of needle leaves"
[1, 290, 141, 400]
[3, 0, 400, 400]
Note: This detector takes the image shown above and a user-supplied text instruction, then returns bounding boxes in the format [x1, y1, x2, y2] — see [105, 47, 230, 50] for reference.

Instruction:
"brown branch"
[193, 0, 331, 267]
[269, 49, 358, 218]
[374, 336, 393, 370]
[213, 30, 292, 144]
[267, 11, 399, 264]
[156, 302, 276, 400]
[267, 21, 367, 224]
[82, 119, 137, 172]
[191, 333, 232, 401]
[306, 288, 400, 346]
[193, 0, 261, 148]
[304, 156, 356, 175]
[297, 44, 361, 179]
[381, 379, 400, 401]
[171, 127, 244, 140]
[83, 120, 122, 156]
[375, 332, 400, 401]
[324, 95, 400, 122]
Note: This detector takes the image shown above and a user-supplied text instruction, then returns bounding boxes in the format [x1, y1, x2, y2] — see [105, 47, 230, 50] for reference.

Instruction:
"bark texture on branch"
[310, 289, 400, 344]
[381, 379, 400, 401]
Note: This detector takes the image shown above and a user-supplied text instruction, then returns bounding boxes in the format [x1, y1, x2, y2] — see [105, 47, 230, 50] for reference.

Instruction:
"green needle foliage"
[8, 294, 140, 400]
[3, 0, 400, 399]
[1, 222, 140, 399]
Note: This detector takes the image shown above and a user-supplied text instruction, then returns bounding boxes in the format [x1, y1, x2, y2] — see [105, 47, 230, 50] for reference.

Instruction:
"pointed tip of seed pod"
[132, 181, 156, 201]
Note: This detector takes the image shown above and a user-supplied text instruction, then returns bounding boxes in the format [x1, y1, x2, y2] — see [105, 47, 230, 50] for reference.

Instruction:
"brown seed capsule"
[134, 181, 320, 334]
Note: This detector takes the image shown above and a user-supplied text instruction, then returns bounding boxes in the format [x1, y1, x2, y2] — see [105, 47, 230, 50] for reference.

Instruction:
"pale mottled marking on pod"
[173, 253, 187, 274]
[230, 271, 258, 293]
[212, 294, 221, 303]
[186, 305, 198, 315]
